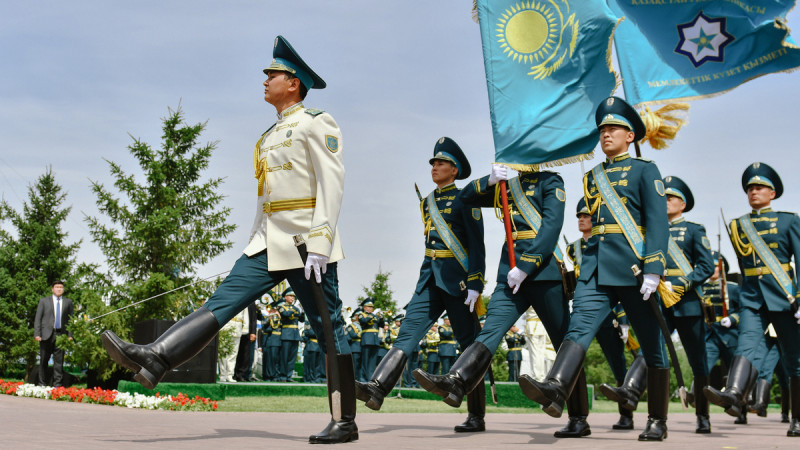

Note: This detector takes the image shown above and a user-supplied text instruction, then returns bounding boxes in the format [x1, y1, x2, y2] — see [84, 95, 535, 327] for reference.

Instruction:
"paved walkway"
[3, 394, 795, 449]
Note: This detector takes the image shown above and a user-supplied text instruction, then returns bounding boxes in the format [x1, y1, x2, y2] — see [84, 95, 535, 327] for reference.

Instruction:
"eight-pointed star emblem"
[675, 11, 734, 67]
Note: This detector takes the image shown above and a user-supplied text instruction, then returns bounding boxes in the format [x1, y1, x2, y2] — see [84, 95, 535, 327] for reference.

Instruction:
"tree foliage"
[74, 105, 235, 379]
[357, 267, 397, 318]
[0, 168, 82, 378]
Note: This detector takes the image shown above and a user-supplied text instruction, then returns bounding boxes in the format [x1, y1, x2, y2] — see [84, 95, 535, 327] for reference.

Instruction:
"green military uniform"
[302, 321, 322, 383]
[437, 318, 458, 375]
[263, 304, 283, 381]
[345, 311, 363, 381]
[358, 299, 385, 382]
[278, 290, 304, 382]
[705, 162, 800, 437]
[504, 329, 525, 382]
[422, 327, 441, 375]
[703, 257, 741, 374]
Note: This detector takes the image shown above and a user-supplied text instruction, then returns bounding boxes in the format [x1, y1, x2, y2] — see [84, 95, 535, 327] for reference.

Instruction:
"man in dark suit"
[233, 302, 258, 381]
[34, 280, 74, 387]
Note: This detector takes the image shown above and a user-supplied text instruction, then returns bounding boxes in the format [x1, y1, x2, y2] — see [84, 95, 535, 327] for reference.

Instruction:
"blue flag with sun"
[476, 0, 619, 170]
[609, 0, 800, 105]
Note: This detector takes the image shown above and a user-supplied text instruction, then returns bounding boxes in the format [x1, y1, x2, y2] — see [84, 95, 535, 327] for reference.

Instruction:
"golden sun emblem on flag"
[495, 0, 578, 80]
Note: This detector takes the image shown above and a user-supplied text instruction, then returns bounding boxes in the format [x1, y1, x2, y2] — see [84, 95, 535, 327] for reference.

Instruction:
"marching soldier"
[705, 162, 800, 437]
[278, 288, 304, 382]
[100, 36, 357, 443]
[358, 299, 385, 381]
[570, 198, 636, 432]
[355, 137, 487, 433]
[514, 97, 672, 441]
[659, 176, 716, 432]
[423, 324, 441, 375]
[413, 138, 585, 438]
[505, 326, 525, 382]
[438, 315, 458, 375]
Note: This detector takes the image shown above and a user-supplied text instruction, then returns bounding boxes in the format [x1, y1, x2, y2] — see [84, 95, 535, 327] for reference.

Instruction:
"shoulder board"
[776, 211, 799, 218]
[305, 108, 325, 117]
[261, 123, 276, 136]
[633, 157, 654, 163]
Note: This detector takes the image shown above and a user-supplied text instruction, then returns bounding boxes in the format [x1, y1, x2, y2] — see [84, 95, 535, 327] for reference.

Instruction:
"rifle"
[718, 218, 729, 319]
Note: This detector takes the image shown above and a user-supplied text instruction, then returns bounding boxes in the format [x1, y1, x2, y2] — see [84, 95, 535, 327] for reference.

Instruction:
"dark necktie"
[55, 298, 62, 329]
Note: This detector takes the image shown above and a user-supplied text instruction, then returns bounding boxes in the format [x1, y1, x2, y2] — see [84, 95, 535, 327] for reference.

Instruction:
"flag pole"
[499, 180, 516, 268]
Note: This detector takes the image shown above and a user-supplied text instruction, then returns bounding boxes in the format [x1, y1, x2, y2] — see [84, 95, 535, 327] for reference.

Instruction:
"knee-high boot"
[788, 377, 800, 437]
[414, 341, 493, 408]
[750, 378, 771, 417]
[782, 385, 791, 423]
[354, 347, 406, 410]
[613, 405, 634, 430]
[554, 368, 591, 437]
[694, 375, 711, 433]
[518, 340, 585, 418]
[638, 367, 670, 441]
[309, 354, 358, 444]
[101, 307, 220, 389]
[454, 378, 486, 432]
[704, 355, 757, 418]
[599, 353, 646, 412]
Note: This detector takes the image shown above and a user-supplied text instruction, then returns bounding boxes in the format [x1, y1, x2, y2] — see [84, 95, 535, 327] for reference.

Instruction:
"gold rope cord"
[639, 103, 690, 150]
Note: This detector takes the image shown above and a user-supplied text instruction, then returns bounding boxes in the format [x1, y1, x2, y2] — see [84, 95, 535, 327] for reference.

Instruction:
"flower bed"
[0, 379, 217, 411]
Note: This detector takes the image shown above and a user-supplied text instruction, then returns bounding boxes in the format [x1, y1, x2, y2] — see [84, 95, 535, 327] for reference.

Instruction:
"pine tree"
[357, 267, 397, 318]
[0, 168, 80, 378]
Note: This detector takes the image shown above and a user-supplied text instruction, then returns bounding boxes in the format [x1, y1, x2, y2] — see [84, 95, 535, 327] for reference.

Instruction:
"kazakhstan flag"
[609, 0, 800, 105]
[476, 0, 619, 171]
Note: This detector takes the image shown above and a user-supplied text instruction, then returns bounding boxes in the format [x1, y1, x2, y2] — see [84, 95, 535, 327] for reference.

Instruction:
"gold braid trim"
[253, 133, 268, 196]
[640, 103, 690, 150]
[729, 219, 753, 257]
[583, 173, 602, 215]
[493, 185, 518, 234]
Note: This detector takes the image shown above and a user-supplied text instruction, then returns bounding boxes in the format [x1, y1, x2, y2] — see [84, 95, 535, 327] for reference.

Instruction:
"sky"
[1, 2, 799, 315]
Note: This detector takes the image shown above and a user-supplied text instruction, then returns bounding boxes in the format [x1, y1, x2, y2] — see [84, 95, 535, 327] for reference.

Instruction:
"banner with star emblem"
[609, 0, 800, 105]
[476, 0, 619, 170]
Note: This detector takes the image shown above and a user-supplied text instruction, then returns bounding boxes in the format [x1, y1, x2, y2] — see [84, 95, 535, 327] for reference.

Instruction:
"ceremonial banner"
[476, 0, 619, 170]
[609, 0, 800, 105]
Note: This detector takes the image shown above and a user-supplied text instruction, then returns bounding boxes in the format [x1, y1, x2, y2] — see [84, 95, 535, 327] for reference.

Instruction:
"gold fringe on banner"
[499, 151, 595, 174]
[658, 281, 682, 308]
[639, 103, 690, 150]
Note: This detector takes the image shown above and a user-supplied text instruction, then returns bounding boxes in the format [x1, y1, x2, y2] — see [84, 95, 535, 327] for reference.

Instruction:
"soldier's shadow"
[102, 428, 303, 445]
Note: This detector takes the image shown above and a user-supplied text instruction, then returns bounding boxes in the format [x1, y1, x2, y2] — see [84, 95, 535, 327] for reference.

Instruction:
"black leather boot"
[750, 378, 771, 417]
[454, 378, 486, 432]
[554, 369, 591, 437]
[101, 307, 219, 390]
[414, 341, 492, 408]
[788, 377, 800, 437]
[599, 353, 646, 412]
[695, 375, 711, 433]
[638, 367, 669, 441]
[734, 410, 748, 424]
[518, 340, 585, 418]
[782, 385, 791, 423]
[613, 407, 634, 430]
[704, 355, 756, 418]
[309, 354, 359, 444]
[355, 347, 406, 410]
[686, 379, 696, 408]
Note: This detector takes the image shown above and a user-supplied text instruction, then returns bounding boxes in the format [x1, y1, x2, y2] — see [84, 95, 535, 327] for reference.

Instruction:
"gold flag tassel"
[475, 295, 488, 317]
[658, 280, 682, 308]
[639, 103, 690, 150]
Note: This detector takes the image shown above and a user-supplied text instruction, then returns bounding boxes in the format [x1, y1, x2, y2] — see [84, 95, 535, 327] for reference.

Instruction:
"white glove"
[488, 164, 509, 186]
[720, 317, 732, 328]
[304, 252, 328, 284]
[640, 273, 660, 300]
[464, 290, 480, 312]
[507, 267, 528, 294]
[794, 309, 800, 325]
[663, 281, 673, 292]
[619, 324, 629, 343]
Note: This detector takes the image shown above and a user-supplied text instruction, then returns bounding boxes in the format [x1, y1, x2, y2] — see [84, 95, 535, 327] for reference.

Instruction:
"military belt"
[283, 324, 298, 328]
[509, 347, 522, 351]
[362, 329, 379, 333]
[664, 269, 685, 277]
[591, 224, 645, 236]
[310, 338, 318, 343]
[262, 197, 316, 216]
[425, 248, 454, 259]
[744, 263, 792, 277]
[351, 339, 360, 342]
[439, 340, 456, 344]
[504, 230, 537, 241]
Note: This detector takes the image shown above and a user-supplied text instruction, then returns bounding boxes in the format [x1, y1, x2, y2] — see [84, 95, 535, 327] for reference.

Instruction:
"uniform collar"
[278, 102, 304, 119]
[670, 216, 685, 225]
[436, 183, 456, 194]
[605, 152, 631, 164]
[752, 207, 773, 215]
